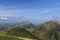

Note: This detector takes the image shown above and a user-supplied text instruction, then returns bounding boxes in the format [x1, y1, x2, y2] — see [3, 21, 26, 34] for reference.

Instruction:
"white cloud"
[0, 16, 22, 20]
[40, 10, 52, 13]
[0, 17, 8, 20]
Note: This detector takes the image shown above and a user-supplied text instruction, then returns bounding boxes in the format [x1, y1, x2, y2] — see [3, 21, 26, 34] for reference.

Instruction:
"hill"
[28, 20, 60, 40]
[5, 28, 39, 40]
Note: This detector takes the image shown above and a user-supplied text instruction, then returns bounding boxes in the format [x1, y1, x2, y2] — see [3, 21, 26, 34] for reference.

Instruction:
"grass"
[0, 36, 22, 40]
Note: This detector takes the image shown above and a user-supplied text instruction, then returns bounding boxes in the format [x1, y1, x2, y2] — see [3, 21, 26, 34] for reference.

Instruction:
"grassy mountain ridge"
[0, 20, 60, 40]
[5, 28, 38, 39]
[0, 28, 39, 40]
[28, 20, 60, 40]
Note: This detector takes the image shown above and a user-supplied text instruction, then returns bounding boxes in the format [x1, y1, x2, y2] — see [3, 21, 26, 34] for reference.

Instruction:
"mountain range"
[0, 20, 60, 40]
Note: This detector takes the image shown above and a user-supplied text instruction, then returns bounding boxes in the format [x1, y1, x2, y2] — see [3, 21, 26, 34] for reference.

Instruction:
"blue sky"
[0, 0, 60, 24]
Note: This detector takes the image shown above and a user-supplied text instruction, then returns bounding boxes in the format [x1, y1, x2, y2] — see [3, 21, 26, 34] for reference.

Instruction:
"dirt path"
[0, 35, 37, 40]
[18, 37, 37, 40]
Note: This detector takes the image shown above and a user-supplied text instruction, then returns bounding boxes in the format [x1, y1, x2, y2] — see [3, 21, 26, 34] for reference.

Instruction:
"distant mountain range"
[0, 20, 35, 30]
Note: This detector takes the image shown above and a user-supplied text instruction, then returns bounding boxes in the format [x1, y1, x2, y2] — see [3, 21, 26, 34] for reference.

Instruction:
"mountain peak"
[44, 20, 60, 25]
[15, 20, 35, 29]
[21, 20, 32, 25]
[40, 20, 60, 29]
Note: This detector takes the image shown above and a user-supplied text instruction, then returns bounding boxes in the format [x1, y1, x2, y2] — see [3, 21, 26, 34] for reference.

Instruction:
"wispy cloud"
[0, 17, 8, 20]
[0, 4, 45, 17]
[40, 10, 52, 13]
[0, 5, 26, 16]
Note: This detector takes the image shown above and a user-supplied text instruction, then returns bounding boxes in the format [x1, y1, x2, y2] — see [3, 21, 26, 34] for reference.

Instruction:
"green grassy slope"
[0, 36, 22, 40]
[28, 20, 60, 40]
[5, 28, 39, 40]
[0, 29, 39, 40]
